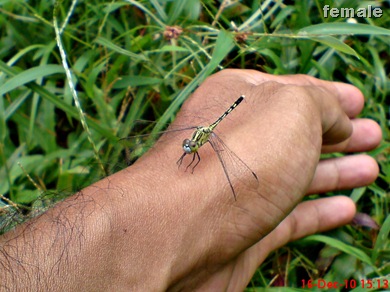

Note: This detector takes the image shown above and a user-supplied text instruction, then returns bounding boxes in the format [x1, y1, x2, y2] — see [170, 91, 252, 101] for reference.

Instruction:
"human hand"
[2, 70, 380, 291]
[122, 69, 381, 290]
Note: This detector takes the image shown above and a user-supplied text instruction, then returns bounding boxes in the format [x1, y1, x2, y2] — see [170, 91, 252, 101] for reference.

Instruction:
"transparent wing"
[208, 132, 258, 199]
[119, 120, 197, 164]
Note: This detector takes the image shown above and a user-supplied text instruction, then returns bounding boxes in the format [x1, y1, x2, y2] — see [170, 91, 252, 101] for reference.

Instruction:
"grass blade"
[303, 235, 373, 266]
[298, 23, 390, 36]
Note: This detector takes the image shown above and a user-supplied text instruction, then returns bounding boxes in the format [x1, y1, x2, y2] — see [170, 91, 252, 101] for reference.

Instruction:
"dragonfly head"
[182, 139, 198, 154]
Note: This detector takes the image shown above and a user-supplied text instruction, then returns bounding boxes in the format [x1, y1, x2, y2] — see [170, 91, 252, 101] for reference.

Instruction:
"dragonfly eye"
[182, 139, 192, 153]
[182, 139, 198, 153]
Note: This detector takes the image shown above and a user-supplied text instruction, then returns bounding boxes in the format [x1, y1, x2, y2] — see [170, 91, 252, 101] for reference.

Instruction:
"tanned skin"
[0, 70, 381, 291]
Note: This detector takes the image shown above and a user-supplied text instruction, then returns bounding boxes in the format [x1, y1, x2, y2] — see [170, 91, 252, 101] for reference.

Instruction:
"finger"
[245, 71, 357, 145]
[258, 197, 354, 256]
[270, 196, 356, 243]
[322, 118, 382, 153]
[230, 197, 356, 289]
[305, 85, 354, 145]
[237, 70, 365, 117]
[281, 76, 364, 118]
[307, 154, 379, 194]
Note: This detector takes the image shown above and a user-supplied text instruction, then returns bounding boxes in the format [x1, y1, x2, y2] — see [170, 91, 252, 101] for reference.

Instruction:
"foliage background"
[0, 0, 389, 290]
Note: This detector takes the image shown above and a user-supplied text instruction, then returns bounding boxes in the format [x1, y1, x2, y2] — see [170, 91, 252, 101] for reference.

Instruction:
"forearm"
[0, 164, 185, 291]
[0, 70, 373, 291]
[1, 185, 116, 290]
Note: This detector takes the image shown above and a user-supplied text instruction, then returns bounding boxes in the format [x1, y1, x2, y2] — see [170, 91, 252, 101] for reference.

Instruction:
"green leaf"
[124, 0, 165, 27]
[0, 90, 6, 141]
[303, 235, 373, 265]
[14, 189, 41, 204]
[94, 37, 147, 60]
[372, 214, 390, 262]
[114, 76, 163, 88]
[149, 0, 168, 22]
[350, 187, 366, 203]
[310, 36, 359, 58]
[153, 30, 235, 131]
[156, 45, 190, 53]
[298, 23, 390, 36]
[167, 0, 187, 24]
[206, 29, 235, 74]
[0, 64, 65, 96]
[0, 60, 117, 142]
[271, 6, 295, 29]
[9, 155, 43, 184]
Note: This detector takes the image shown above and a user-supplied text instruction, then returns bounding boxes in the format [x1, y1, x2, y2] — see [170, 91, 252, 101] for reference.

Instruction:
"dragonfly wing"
[208, 133, 258, 198]
[208, 138, 237, 200]
[119, 122, 198, 165]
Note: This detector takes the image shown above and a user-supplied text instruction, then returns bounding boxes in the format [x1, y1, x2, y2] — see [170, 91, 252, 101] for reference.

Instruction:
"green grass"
[0, 0, 389, 289]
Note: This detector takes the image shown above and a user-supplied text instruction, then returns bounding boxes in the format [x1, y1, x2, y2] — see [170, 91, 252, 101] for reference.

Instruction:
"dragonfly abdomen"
[209, 95, 245, 130]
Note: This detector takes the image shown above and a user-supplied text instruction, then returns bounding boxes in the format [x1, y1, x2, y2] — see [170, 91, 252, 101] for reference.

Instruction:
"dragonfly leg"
[176, 152, 186, 169]
[190, 152, 201, 174]
[184, 152, 197, 172]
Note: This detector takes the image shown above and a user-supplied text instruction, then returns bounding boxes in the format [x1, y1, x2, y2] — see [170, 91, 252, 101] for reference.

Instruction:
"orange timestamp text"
[301, 278, 389, 289]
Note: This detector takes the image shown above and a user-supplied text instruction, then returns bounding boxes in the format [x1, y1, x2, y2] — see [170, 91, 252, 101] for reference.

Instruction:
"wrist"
[109, 159, 211, 290]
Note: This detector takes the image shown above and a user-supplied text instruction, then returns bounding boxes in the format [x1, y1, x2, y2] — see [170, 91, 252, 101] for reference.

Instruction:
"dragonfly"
[121, 95, 258, 200]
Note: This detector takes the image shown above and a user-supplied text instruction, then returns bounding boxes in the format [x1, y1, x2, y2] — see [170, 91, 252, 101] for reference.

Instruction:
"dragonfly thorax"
[174, 95, 257, 201]
[182, 126, 212, 154]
